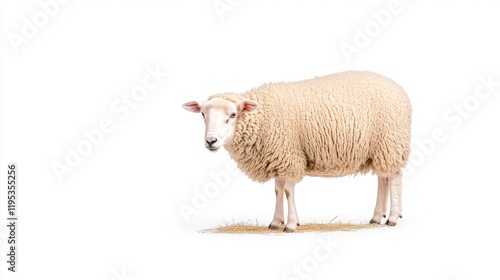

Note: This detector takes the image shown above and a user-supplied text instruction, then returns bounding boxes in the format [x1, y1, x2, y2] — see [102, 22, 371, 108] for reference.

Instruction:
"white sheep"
[183, 71, 412, 232]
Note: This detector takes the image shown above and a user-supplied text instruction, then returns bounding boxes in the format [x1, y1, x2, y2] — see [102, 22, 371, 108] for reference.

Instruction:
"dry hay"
[201, 217, 381, 234]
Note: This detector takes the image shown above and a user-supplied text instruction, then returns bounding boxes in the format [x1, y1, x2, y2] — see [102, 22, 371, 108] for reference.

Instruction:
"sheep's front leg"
[370, 176, 389, 224]
[386, 171, 403, 226]
[269, 178, 285, 230]
[284, 180, 299, 232]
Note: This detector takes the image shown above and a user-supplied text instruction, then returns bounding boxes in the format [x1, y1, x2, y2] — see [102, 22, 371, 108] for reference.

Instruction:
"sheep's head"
[182, 97, 258, 152]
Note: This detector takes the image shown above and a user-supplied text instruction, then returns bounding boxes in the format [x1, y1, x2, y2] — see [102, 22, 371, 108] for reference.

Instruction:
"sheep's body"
[184, 70, 411, 231]
[211, 71, 411, 183]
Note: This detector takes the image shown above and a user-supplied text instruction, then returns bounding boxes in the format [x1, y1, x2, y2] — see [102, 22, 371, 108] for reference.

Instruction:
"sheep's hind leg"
[386, 171, 403, 226]
[370, 176, 389, 224]
[269, 178, 285, 230]
[284, 180, 299, 233]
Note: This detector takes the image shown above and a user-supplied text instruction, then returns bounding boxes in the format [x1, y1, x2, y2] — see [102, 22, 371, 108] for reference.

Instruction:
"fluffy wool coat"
[210, 71, 412, 183]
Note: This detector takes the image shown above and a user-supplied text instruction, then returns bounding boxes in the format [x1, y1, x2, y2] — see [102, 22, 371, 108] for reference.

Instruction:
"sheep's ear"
[182, 101, 202, 113]
[239, 100, 259, 113]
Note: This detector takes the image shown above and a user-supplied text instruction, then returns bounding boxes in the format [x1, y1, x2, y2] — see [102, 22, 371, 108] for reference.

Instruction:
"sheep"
[182, 71, 412, 232]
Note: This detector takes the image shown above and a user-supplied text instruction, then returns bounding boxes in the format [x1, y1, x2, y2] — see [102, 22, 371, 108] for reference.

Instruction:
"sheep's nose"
[206, 137, 218, 147]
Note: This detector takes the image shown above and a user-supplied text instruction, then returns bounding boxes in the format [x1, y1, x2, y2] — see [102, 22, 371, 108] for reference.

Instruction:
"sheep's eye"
[229, 113, 236, 118]
[201, 112, 205, 118]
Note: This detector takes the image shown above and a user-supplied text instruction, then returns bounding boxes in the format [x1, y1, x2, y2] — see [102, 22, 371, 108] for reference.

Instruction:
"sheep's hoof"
[283, 227, 296, 233]
[268, 224, 281, 230]
[385, 220, 397, 226]
[385, 214, 403, 226]
[370, 213, 387, 224]
[283, 223, 298, 233]
[268, 220, 284, 230]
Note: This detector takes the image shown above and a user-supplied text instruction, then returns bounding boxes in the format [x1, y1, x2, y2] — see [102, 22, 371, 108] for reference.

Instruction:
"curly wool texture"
[210, 71, 412, 183]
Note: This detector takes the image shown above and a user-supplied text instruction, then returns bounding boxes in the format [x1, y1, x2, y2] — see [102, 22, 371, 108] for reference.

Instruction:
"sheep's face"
[183, 97, 258, 152]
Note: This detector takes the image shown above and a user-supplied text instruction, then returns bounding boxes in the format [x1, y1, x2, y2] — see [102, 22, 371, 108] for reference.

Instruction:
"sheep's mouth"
[207, 146, 220, 152]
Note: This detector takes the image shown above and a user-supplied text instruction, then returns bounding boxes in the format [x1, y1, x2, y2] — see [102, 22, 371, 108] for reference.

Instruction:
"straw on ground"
[201, 218, 381, 234]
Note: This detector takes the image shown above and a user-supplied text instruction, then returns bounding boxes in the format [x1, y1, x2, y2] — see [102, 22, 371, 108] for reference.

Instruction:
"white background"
[1, 1, 500, 279]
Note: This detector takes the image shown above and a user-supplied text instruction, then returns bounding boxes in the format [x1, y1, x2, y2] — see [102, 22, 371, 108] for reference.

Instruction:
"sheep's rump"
[222, 71, 411, 182]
